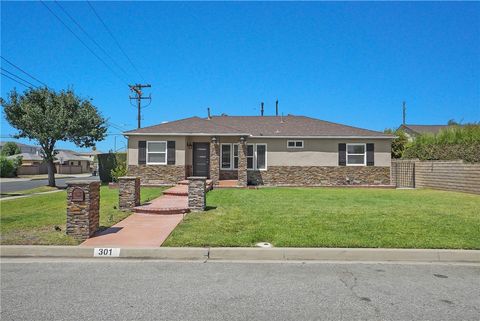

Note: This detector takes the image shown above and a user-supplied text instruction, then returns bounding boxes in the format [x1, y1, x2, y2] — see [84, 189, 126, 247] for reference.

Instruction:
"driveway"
[1, 259, 478, 321]
[0, 174, 99, 193]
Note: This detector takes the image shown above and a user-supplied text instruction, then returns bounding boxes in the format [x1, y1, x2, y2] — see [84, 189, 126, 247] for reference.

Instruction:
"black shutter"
[167, 141, 176, 165]
[366, 143, 374, 166]
[338, 143, 346, 166]
[138, 141, 146, 165]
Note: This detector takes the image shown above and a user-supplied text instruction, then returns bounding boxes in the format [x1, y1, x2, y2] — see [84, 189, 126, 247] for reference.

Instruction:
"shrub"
[384, 128, 408, 159]
[97, 152, 127, 183]
[111, 163, 127, 182]
[0, 156, 15, 177]
[403, 125, 480, 163]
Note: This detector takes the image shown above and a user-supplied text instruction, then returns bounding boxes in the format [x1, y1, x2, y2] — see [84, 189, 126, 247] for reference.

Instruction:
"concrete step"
[178, 180, 189, 186]
[133, 206, 190, 215]
[163, 185, 188, 196]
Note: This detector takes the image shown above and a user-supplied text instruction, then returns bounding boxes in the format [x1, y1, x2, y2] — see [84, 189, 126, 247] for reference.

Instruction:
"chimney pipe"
[275, 99, 278, 116]
[402, 101, 406, 125]
[261, 102, 264, 116]
[207, 107, 211, 119]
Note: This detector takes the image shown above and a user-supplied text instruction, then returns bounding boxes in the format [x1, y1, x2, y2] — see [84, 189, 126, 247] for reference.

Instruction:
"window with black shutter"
[167, 141, 176, 165]
[138, 141, 146, 165]
[366, 143, 374, 166]
[338, 143, 346, 166]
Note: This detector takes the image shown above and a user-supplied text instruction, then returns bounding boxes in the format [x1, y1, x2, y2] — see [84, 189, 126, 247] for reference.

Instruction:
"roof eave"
[123, 132, 251, 137]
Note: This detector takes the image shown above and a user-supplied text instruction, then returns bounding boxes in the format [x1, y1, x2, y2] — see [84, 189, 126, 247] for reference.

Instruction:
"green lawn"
[164, 188, 480, 249]
[0, 186, 164, 245]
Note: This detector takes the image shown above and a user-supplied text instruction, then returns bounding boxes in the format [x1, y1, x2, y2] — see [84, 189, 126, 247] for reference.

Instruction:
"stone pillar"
[209, 137, 220, 184]
[188, 176, 206, 211]
[238, 138, 248, 187]
[119, 176, 141, 211]
[66, 180, 100, 242]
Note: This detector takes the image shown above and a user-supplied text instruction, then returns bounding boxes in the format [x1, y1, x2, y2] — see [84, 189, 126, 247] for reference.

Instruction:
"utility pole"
[129, 84, 151, 128]
[402, 101, 406, 125]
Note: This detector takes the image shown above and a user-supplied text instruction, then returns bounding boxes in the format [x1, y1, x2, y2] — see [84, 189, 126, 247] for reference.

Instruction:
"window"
[287, 140, 304, 148]
[346, 143, 366, 166]
[247, 144, 254, 170]
[147, 141, 167, 164]
[256, 144, 267, 170]
[221, 144, 232, 169]
[233, 144, 239, 169]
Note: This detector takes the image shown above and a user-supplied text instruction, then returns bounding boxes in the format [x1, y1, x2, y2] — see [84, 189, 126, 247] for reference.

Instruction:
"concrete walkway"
[80, 213, 183, 248]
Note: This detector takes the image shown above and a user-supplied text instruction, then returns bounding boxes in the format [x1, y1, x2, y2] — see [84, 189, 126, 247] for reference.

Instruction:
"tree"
[0, 142, 21, 156]
[1, 87, 107, 186]
[384, 128, 409, 159]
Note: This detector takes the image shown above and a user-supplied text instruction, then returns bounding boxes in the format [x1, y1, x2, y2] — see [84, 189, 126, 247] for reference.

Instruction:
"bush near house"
[0, 142, 21, 156]
[403, 125, 480, 163]
[98, 152, 126, 183]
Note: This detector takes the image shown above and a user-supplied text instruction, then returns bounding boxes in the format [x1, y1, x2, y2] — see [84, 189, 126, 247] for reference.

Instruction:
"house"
[124, 115, 394, 187]
[7, 152, 48, 175]
[398, 124, 461, 141]
[54, 150, 92, 174]
[8, 149, 92, 175]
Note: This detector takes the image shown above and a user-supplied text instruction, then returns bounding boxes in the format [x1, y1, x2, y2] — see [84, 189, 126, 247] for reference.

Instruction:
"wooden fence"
[392, 160, 480, 194]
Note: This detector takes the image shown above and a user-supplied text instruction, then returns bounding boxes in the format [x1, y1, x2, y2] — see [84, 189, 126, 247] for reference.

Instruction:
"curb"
[1, 246, 479, 263]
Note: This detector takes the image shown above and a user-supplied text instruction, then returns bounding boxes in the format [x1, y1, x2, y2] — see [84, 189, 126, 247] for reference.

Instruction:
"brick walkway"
[81, 180, 213, 247]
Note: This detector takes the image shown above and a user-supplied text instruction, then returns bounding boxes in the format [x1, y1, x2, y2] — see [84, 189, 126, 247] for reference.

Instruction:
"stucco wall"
[127, 135, 186, 166]
[127, 136, 391, 167]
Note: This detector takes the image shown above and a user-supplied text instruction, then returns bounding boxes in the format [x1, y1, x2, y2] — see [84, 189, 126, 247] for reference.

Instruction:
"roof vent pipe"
[260, 102, 264, 116]
[275, 99, 278, 116]
[207, 107, 211, 119]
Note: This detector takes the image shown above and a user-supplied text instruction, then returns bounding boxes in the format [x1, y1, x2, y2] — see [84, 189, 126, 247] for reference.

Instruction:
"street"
[1, 259, 479, 321]
[0, 175, 98, 193]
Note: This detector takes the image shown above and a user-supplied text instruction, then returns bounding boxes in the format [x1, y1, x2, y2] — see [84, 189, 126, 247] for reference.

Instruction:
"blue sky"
[1, 1, 479, 152]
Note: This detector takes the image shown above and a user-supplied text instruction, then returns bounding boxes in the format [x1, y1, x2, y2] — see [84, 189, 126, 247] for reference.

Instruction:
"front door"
[193, 143, 210, 178]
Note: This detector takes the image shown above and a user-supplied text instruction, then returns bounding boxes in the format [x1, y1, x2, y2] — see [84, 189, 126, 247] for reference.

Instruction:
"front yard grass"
[0, 186, 164, 245]
[164, 188, 480, 249]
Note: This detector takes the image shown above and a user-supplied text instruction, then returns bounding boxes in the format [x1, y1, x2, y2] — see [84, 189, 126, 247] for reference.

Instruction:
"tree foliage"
[1, 142, 21, 156]
[403, 125, 480, 163]
[384, 128, 409, 159]
[1, 87, 107, 186]
[0, 155, 22, 177]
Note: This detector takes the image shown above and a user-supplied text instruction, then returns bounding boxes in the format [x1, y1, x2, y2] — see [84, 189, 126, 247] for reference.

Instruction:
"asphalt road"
[0, 175, 99, 193]
[1, 259, 479, 321]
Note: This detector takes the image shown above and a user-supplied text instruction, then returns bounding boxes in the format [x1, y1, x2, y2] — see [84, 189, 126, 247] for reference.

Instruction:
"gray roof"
[7, 152, 43, 161]
[399, 124, 460, 135]
[125, 115, 393, 138]
[54, 150, 91, 162]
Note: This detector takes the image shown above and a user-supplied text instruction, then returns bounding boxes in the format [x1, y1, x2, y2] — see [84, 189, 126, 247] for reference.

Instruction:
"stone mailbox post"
[66, 180, 100, 242]
[119, 176, 140, 211]
[188, 176, 207, 211]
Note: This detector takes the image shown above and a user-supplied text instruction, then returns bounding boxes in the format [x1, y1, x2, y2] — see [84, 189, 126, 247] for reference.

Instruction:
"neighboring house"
[398, 124, 461, 141]
[7, 152, 48, 175]
[0, 141, 42, 154]
[75, 150, 103, 172]
[55, 150, 92, 174]
[124, 115, 394, 186]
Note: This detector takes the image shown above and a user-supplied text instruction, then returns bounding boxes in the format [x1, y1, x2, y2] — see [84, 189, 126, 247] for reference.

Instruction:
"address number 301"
[94, 248, 121, 257]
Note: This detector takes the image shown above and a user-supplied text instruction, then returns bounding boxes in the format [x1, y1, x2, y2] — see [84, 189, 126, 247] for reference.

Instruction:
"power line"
[1, 72, 31, 88]
[129, 84, 151, 128]
[86, 0, 144, 81]
[39, 0, 129, 87]
[1, 68, 39, 88]
[0, 56, 49, 88]
[53, 0, 133, 81]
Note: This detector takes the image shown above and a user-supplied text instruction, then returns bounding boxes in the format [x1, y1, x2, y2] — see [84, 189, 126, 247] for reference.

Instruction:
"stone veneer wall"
[237, 141, 248, 187]
[66, 180, 100, 242]
[209, 141, 220, 184]
[128, 165, 185, 185]
[119, 176, 140, 210]
[219, 170, 238, 180]
[188, 177, 206, 211]
[247, 166, 391, 186]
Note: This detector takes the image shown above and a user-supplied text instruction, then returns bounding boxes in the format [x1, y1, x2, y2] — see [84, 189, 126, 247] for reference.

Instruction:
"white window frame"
[287, 140, 304, 149]
[233, 143, 239, 170]
[346, 143, 366, 166]
[246, 143, 267, 171]
[146, 141, 167, 165]
[247, 143, 255, 170]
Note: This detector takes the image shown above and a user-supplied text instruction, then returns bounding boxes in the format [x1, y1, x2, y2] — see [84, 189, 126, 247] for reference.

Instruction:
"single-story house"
[7, 152, 48, 175]
[398, 124, 461, 141]
[124, 115, 395, 187]
[55, 150, 92, 174]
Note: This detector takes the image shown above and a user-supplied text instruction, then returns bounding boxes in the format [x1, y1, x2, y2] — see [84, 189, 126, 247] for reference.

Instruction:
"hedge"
[97, 152, 127, 183]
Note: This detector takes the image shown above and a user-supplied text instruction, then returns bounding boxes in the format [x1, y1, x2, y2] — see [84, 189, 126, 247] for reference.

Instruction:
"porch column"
[238, 137, 248, 187]
[209, 137, 220, 184]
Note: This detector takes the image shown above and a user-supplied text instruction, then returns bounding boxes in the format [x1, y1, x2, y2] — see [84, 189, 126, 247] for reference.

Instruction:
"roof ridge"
[123, 116, 202, 133]
[298, 115, 389, 136]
